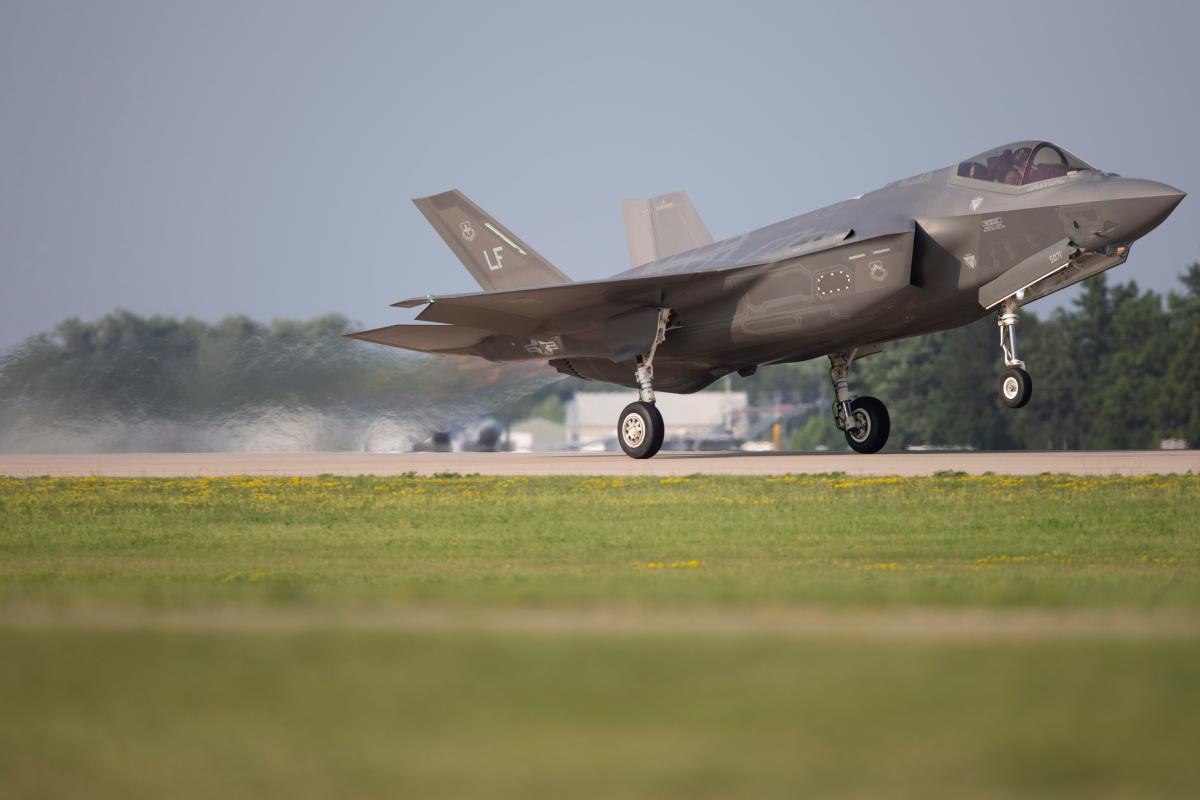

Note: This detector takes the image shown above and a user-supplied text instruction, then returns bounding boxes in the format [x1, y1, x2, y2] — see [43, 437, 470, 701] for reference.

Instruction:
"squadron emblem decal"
[869, 261, 888, 282]
[963, 253, 976, 270]
[524, 338, 561, 356]
[970, 196, 984, 212]
[459, 221, 476, 241]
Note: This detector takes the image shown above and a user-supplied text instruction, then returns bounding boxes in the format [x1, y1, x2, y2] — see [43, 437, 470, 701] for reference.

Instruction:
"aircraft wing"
[394, 220, 914, 333]
[391, 267, 755, 336]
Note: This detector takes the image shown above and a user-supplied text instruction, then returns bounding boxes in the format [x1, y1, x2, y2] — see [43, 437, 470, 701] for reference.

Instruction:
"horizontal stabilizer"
[622, 191, 713, 267]
[344, 323, 490, 354]
[413, 190, 571, 292]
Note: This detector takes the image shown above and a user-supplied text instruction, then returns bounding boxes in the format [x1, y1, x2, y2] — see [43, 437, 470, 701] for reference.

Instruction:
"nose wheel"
[997, 298, 1034, 408]
[1000, 367, 1033, 408]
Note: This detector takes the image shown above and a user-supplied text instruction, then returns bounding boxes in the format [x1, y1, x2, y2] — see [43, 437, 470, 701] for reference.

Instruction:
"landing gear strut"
[997, 298, 1033, 408]
[828, 349, 890, 454]
[617, 309, 671, 459]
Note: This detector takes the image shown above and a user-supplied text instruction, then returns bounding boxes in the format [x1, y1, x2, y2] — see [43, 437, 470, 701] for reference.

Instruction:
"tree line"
[2, 265, 1197, 451]
[0, 313, 556, 451]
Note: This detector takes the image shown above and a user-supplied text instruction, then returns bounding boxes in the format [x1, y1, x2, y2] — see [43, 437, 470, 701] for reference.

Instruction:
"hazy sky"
[2, 0, 1197, 348]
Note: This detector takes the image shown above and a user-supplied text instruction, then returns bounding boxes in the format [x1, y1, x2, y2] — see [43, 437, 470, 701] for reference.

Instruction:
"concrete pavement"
[1, 450, 1196, 477]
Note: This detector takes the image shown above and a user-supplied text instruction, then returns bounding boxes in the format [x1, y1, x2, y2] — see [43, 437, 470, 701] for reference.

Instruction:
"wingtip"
[392, 295, 433, 308]
[411, 189, 461, 205]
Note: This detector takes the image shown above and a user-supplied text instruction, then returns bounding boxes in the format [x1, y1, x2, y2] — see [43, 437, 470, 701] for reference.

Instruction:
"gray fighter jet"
[349, 141, 1184, 458]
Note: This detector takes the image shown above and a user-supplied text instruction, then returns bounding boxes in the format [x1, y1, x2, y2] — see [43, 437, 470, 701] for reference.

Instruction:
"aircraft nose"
[1106, 179, 1186, 242]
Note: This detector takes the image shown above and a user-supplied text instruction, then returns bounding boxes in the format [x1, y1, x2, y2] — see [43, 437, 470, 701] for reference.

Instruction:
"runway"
[0, 450, 1196, 477]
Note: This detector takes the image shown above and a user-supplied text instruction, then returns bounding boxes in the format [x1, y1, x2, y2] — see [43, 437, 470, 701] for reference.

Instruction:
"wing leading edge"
[358, 220, 916, 361]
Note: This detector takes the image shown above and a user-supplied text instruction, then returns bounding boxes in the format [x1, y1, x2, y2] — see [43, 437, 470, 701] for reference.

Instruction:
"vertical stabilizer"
[413, 190, 571, 291]
[621, 191, 713, 267]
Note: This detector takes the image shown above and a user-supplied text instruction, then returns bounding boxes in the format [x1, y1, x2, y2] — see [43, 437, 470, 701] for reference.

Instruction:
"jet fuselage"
[354, 141, 1184, 397]
[560, 146, 1185, 392]
[350, 141, 1186, 457]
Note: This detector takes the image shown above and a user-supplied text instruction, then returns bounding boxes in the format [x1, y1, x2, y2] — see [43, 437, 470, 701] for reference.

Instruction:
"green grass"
[1, 630, 1197, 799]
[1, 474, 1199, 798]
[1, 473, 1198, 610]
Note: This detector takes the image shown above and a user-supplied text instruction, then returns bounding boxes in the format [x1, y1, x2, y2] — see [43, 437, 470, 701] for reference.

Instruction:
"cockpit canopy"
[956, 141, 1095, 187]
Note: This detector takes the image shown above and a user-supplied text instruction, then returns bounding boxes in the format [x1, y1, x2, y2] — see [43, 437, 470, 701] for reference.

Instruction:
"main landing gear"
[618, 400, 664, 459]
[617, 309, 671, 459]
[997, 297, 1033, 409]
[828, 349, 890, 454]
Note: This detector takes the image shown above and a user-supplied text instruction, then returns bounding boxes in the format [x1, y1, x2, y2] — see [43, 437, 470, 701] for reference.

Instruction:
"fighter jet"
[349, 141, 1184, 458]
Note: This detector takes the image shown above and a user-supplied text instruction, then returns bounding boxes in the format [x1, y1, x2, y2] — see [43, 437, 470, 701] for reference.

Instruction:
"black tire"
[999, 367, 1033, 408]
[618, 401, 665, 459]
[844, 396, 890, 454]
[647, 403, 665, 455]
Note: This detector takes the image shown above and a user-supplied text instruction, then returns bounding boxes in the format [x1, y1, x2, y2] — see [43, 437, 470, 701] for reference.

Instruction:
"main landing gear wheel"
[618, 401, 664, 459]
[618, 307, 673, 460]
[999, 367, 1033, 409]
[827, 350, 889, 455]
[844, 396, 890, 454]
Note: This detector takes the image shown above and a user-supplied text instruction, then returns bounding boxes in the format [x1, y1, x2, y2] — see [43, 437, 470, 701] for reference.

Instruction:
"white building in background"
[508, 417, 567, 452]
[564, 391, 749, 447]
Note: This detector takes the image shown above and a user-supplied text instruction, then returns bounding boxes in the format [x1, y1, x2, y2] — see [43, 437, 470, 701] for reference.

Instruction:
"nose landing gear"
[997, 298, 1033, 408]
[829, 349, 890, 454]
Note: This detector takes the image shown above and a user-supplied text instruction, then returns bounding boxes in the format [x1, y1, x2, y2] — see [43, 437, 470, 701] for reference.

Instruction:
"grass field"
[2, 473, 1199, 798]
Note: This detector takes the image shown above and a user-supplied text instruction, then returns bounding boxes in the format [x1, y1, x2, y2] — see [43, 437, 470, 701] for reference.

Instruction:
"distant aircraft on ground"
[350, 141, 1184, 458]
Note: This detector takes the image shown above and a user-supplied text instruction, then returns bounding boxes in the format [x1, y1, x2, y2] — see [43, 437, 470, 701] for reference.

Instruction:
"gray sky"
[2, 0, 1197, 348]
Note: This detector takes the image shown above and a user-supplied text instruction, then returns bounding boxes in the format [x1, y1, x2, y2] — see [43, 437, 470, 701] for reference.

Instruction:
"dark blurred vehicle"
[413, 431, 453, 452]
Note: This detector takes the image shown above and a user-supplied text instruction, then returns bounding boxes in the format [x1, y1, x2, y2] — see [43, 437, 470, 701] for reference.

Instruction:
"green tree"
[5, 265, 1200, 452]
[1161, 263, 1200, 446]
